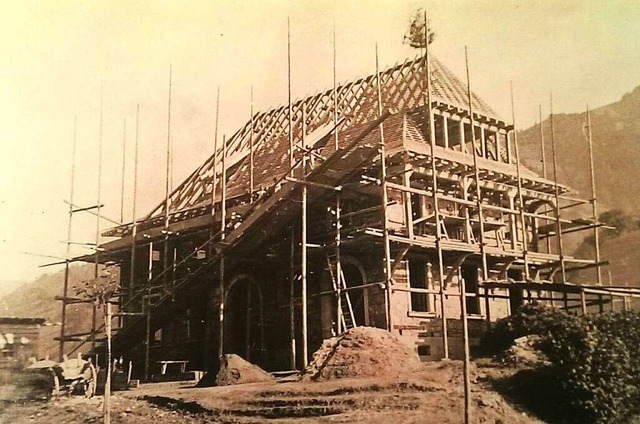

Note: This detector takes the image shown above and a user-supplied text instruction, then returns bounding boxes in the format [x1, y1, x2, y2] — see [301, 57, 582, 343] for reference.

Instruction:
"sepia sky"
[1, 0, 639, 286]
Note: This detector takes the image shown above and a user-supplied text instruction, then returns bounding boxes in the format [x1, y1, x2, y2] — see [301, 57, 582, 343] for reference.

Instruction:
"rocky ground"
[0, 360, 541, 424]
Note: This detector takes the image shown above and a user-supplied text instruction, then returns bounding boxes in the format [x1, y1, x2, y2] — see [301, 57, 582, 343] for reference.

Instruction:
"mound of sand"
[303, 326, 420, 381]
[215, 354, 275, 386]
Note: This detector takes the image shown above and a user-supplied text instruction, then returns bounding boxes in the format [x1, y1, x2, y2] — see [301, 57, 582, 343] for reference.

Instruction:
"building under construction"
[59, 49, 640, 380]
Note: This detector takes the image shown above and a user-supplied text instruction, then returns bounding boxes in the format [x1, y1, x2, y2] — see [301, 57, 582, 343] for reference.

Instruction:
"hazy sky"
[1, 0, 639, 285]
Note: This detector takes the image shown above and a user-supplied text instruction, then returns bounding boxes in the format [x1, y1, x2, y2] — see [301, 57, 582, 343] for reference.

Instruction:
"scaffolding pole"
[464, 47, 489, 292]
[93, 88, 104, 353]
[333, 22, 343, 335]
[59, 116, 77, 361]
[144, 241, 152, 382]
[459, 271, 472, 424]
[585, 107, 602, 286]
[218, 134, 228, 360]
[289, 229, 296, 369]
[210, 86, 220, 237]
[163, 66, 173, 296]
[120, 119, 127, 223]
[510, 82, 530, 280]
[129, 105, 140, 315]
[287, 17, 294, 177]
[287, 19, 296, 367]
[250, 85, 255, 200]
[424, 18, 448, 357]
[375, 44, 393, 332]
[301, 101, 309, 366]
[549, 94, 566, 285]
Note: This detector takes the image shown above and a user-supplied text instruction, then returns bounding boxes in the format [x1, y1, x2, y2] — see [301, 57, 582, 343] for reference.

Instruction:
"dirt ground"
[0, 360, 542, 424]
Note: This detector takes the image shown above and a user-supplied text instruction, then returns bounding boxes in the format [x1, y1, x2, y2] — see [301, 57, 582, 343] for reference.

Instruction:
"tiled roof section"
[142, 55, 501, 221]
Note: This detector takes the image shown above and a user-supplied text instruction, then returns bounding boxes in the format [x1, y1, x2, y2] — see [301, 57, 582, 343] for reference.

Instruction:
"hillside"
[0, 263, 102, 359]
[573, 228, 640, 289]
[518, 86, 640, 214]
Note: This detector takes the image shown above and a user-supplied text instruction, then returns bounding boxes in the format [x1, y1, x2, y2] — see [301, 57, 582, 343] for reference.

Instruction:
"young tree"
[74, 267, 119, 424]
[403, 8, 436, 49]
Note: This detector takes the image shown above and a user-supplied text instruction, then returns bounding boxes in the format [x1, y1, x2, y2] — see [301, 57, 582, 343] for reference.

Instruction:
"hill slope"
[0, 264, 100, 359]
[518, 86, 640, 214]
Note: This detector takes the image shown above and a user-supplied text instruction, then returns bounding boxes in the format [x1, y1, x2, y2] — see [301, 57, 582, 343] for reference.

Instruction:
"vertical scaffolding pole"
[333, 21, 343, 335]
[120, 119, 127, 223]
[60, 116, 77, 361]
[375, 44, 393, 332]
[510, 82, 530, 280]
[205, 87, 220, 368]
[333, 20, 339, 151]
[250, 85, 255, 200]
[459, 271, 472, 424]
[539, 105, 552, 255]
[301, 102, 309, 366]
[129, 106, 140, 307]
[335, 192, 342, 334]
[218, 134, 228, 359]
[210, 86, 220, 230]
[93, 88, 104, 352]
[549, 94, 566, 284]
[464, 48, 489, 288]
[585, 107, 602, 286]
[539, 105, 548, 179]
[289, 230, 296, 369]
[287, 18, 296, 368]
[287, 17, 294, 177]
[164, 66, 173, 295]
[424, 18, 448, 357]
[144, 241, 153, 382]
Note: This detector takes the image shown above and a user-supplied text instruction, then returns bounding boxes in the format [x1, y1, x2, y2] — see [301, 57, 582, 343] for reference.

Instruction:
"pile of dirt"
[303, 326, 420, 381]
[215, 354, 275, 386]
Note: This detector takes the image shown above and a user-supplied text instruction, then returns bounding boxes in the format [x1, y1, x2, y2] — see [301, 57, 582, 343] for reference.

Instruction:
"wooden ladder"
[325, 252, 357, 332]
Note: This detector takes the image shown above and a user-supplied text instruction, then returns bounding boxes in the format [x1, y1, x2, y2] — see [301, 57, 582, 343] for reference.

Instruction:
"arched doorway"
[224, 275, 264, 363]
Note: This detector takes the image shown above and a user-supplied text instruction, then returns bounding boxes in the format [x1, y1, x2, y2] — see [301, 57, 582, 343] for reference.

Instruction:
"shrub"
[483, 305, 640, 423]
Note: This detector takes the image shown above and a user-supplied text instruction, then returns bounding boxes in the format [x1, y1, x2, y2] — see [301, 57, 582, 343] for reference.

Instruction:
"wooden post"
[120, 118, 127, 224]
[549, 94, 566, 285]
[287, 17, 294, 176]
[333, 23, 343, 335]
[287, 20, 296, 368]
[464, 47, 489, 296]
[129, 106, 139, 307]
[510, 82, 530, 280]
[301, 103, 309, 366]
[218, 134, 227, 360]
[250, 86, 255, 200]
[375, 44, 393, 332]
[585, 107, 602, 287]
[60, 116, 77, 361]
[459, 272, 472, 424]
[539, 105, 548, 178]
[424, 18, 449, 357]
[336, 192, 343, 334]
[443, 115, 449, 148]
[93, 88, 104, 352]
[104, 301, 112, 424]
[211, 86, 220, 225]
[163, 66, 173, 295]
[333, 20, 339, 151]
[144, 241, 153, 382]
[289, 229, 296, 369]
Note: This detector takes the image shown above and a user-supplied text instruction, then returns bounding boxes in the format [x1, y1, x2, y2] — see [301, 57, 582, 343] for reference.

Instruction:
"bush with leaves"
[482, 304, 640, 423]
